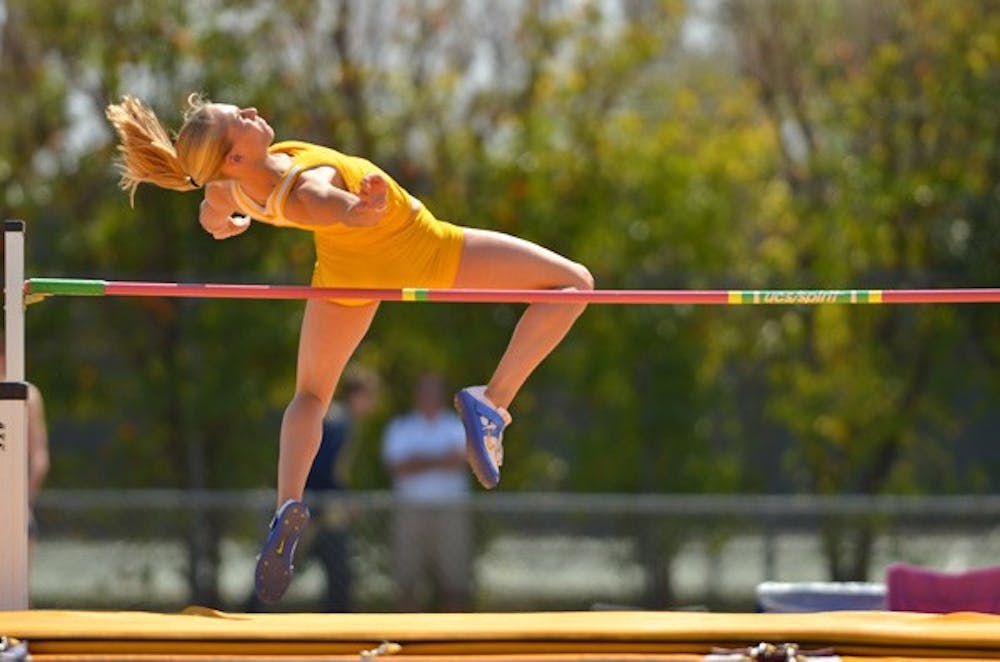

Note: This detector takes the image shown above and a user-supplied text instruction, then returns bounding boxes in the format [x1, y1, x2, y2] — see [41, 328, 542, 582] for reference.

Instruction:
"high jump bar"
[23, 277, 1000, 304]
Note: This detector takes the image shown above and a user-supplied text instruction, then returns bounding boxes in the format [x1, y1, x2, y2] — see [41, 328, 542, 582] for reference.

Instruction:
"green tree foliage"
[721, 0, 1000, 578]
[723, 0, 999, 494]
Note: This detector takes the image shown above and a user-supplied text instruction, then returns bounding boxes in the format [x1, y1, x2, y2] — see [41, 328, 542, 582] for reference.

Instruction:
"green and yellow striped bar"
[727, 290, 884, 304]
[401, 288, 430, 302]
[22, 278, 1000, 305]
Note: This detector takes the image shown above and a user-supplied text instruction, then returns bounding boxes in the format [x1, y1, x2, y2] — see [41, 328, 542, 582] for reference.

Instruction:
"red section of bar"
[105, 281, 405, 301]
[425, 289, 732, 304]
[880, 289, 1000, 304]
[103, 282, 734, 304]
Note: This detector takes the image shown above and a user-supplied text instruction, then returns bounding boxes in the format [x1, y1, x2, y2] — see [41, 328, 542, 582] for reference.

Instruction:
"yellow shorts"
[311, 204, 465, 306]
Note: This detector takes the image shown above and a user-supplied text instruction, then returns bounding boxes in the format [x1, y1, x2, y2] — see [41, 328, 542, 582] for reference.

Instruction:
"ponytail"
[105, 94, 228, 206]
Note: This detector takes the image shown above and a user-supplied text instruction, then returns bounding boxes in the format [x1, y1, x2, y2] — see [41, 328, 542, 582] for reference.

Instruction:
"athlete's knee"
[288, 390, 328, 415]
[568, 262, 595, 291]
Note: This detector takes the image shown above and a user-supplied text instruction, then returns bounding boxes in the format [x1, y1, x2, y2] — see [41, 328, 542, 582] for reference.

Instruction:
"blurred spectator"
[0, 343, 49, 542]
[247, 366, 379, 612]
[304, 367, 380, 611]
[382, 372, 472, 611]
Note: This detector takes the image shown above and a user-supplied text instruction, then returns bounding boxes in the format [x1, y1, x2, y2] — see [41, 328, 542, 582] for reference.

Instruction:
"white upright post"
[1, 219, 30, 610]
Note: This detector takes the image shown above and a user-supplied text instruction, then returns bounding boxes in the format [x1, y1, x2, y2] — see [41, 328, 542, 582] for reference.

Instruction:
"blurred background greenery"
[2, 0, 999, 604]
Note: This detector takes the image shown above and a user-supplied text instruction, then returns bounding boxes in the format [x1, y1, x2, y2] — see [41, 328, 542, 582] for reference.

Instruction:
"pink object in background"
[886, 563, 1000, 614]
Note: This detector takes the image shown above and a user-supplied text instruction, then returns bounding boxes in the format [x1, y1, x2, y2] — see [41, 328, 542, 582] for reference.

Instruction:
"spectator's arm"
[27, 383, 49, 502]
[381, 419, 401, 467]
[388, 450, 466, 480]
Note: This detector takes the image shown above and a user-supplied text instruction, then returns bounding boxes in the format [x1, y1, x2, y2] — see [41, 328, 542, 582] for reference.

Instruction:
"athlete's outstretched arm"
[282, 170, 388, 228]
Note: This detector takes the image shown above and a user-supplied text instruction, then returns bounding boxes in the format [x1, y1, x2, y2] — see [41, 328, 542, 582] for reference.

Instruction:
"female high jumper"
[106, 94, 593, 603]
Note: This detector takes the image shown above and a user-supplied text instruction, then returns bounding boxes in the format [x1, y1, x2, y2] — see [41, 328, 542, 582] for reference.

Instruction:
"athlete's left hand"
[358, 173, 388, 213]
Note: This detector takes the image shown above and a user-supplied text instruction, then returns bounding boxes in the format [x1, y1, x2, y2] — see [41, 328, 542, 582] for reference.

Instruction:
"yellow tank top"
[229, 140, 465, 302]
[229, 140, 415, 233]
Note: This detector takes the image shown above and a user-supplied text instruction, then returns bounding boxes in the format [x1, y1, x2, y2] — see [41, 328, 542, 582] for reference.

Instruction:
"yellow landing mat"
[1, 608, 999, 661]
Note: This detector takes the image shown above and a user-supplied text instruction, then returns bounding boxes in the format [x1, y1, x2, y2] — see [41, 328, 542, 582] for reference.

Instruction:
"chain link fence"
[29, 490, 1000, 612]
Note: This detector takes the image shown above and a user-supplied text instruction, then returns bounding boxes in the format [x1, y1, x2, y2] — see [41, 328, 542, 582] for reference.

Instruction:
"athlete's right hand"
[209, 214, 251, 240]
[200, 182, 250, 239]
[199, 202, 250, 240]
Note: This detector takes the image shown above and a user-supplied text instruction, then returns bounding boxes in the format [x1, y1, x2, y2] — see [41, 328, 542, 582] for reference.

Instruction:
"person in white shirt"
[382, 373, 471, 611]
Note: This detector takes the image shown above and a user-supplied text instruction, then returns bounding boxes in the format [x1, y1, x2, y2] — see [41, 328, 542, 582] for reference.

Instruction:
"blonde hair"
[105, 93, 231, 205]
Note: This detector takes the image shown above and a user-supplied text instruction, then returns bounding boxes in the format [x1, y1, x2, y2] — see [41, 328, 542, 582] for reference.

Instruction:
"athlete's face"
[211, 103, 275, 159]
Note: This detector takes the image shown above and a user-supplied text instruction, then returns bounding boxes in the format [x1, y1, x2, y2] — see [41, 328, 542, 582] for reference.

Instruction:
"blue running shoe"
[455, 386, 512, 489]
[254, 499, 310, 604]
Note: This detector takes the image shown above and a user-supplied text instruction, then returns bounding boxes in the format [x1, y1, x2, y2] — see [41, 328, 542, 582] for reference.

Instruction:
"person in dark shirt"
[304, 367, 379, 611]
[246, 367, 379, 612]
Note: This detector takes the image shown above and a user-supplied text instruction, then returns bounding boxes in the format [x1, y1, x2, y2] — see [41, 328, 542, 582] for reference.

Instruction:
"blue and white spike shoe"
[455, 386, 512, 489]
[254, 499, 310, 604]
